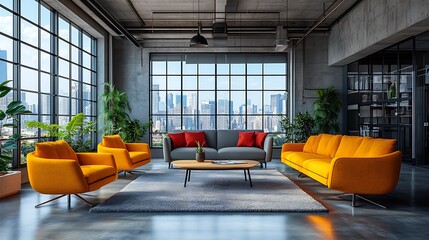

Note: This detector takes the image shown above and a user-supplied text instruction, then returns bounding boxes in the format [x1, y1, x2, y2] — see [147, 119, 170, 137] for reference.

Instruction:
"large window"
[0, 0, 97, 167]
[150, 53, 288, 148]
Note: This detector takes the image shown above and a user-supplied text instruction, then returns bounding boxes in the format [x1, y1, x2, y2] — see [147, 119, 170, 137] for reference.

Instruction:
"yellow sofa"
[27, 140, 118, 207]
[281, 134, 402, 207]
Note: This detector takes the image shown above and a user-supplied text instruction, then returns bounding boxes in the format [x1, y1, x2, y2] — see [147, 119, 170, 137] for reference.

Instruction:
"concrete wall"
[294, 34, 344, 131]
[329, 0, 429, 66]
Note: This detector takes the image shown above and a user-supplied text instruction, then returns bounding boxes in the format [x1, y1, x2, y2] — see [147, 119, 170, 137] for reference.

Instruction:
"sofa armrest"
[281, 143, 305, 152]
[125, 143, 151, 158]
[77, 153, 116, 168]
[163, 136, 173, 163]
[27, 153, 88, 193]
[328, 151, 402, 194]
[263, 136, 273, 162]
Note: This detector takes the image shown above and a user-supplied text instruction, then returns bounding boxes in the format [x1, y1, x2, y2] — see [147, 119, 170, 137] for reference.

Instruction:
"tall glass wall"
[347, 31, 429, 165]
[0, 0, 98, 167]
[150, 53, 288, 148]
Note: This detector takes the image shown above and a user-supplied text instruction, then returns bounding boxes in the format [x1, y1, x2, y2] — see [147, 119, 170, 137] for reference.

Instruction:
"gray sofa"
[163, 130, 273, 168]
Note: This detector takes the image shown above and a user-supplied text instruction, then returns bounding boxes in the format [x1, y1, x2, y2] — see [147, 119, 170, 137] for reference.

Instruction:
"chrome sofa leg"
[340, 193, 387, 209]
[35, 194, 94, 208]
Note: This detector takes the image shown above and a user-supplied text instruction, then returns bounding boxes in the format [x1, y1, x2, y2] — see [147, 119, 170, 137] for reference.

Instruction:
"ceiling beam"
[80, 0, 142, 47]
[125, 0, 145, 26]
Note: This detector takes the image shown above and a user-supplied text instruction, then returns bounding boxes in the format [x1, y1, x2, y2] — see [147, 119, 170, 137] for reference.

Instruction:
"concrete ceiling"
[91, 0, 360, 41]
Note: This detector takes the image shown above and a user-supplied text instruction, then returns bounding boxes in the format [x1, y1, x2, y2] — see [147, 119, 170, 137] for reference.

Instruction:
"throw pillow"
[255, 132, 268, 148]
[168, 132, 186, 149]
[185, 131, 207, 147]
[102, 134, 126, 149]
[237, 132, 255, 147]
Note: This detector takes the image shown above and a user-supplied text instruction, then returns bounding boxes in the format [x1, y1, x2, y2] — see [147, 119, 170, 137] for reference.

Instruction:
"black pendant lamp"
[190, 22, 208, 47]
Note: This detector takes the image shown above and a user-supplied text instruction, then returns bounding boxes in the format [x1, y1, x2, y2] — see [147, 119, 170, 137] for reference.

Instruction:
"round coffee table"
[172, 160, 259, 187]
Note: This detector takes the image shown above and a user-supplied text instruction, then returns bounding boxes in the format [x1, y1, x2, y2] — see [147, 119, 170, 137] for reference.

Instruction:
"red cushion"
[237, 132, 255, 147]
[184, 131, 207, 147]
[168, 132, 186, 149]
[255, 132, 268, 148]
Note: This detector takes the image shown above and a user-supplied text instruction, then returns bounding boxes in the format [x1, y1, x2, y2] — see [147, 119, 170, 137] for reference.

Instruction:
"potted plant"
[195, 141, 205, 162]
[313, 86, 341, 134]
[25, 113, 96, 152]
[100, 83, 131, 135]
[0, 80, 31, 198]
[279, 111, 315, 143]
[122, 119, 152, 143]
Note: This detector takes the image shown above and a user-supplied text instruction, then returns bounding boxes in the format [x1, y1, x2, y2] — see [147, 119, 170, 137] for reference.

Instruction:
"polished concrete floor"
[1, 159, 429, 240]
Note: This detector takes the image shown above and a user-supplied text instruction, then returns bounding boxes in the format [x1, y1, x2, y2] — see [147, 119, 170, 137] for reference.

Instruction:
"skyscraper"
[152, 84, 160, 113]
[271, 94, 283, 114]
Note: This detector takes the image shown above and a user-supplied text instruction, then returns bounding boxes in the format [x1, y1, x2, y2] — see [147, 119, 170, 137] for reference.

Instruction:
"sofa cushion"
[286, 152, 331, 167]
[316, 134, 342, 157]
[354, 137, 397, 157]
[168, 132, 186, 149]
[237, 132, 255, 147]
[302, 158, 331, 179]
[80, 165, 116, 184]
[129, 152, 150, 164]
[102, 135, 126, 149]
[34, 140, 78, 161]
[34, 142, 60, 159]
[335, 135, 364, 157]
[185, 131, 207, 147]
[171, 147, 218, 160]
[255, 132, 268, 148]
[303, 135, 322, 153]
[218, 147, 265, 160]
[54, 140, 78, 161]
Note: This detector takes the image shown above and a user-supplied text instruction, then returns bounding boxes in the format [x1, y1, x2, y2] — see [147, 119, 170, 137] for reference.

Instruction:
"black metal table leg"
[247, 169, 253, 187]
[188, 170, 191, 182]
[184, 169, 189, 187]
[244, 170, 247, 181]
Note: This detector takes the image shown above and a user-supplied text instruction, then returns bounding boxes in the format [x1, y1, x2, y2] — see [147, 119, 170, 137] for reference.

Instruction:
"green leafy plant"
[195, 141, 205, 153]
[122, 119, 152, 143]
[279, 111, 315, 143]
[0, 80, 31, 175]
[26, 113, 96, 152]
[101, 83, 131, 135]
[313, 86, 341, 134]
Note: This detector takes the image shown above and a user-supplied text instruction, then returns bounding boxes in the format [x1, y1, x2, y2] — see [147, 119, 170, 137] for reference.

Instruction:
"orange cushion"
[302, 158, 331, 179]
[255, 132, 268, 148]
[102, 135, 126, 149]
[129, 152, 150, 164]
[316, 134, 342, 157]
[34, 142, 60, 159]
[184, 131, 207, 147]
[237, 132, 255, 147]
[286, 152, 331, 167]
[335, 135, 364, 157]
[80, 165, 116, 184]
[303, 135, 322, 153]
[168, 132, 186, 149]
[54, 140, 78, 161]
[34, 140, 77, 160]
[354, 137, 397, 157]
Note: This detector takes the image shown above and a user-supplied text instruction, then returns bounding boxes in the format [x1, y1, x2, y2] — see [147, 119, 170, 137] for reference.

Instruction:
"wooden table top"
[172, 160, 259, 170]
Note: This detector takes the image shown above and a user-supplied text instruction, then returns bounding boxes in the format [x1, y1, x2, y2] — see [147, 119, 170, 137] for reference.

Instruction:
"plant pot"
[0, 171, 21, 198]
[196, 152, 205, 162]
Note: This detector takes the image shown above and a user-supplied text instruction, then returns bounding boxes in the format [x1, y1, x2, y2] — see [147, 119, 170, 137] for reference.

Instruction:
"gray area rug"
[90, 170, 328, 213]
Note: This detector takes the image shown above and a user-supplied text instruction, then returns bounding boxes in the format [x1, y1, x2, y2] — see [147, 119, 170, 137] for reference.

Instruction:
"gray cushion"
[217, 130, 261, 149]
[171, 147, 218, 160]
[217, 147, 266, 160]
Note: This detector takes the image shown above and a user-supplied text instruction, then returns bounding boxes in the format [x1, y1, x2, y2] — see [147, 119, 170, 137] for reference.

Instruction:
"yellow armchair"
[97, 135, 151, 175]
[27, 140, 117, 207]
